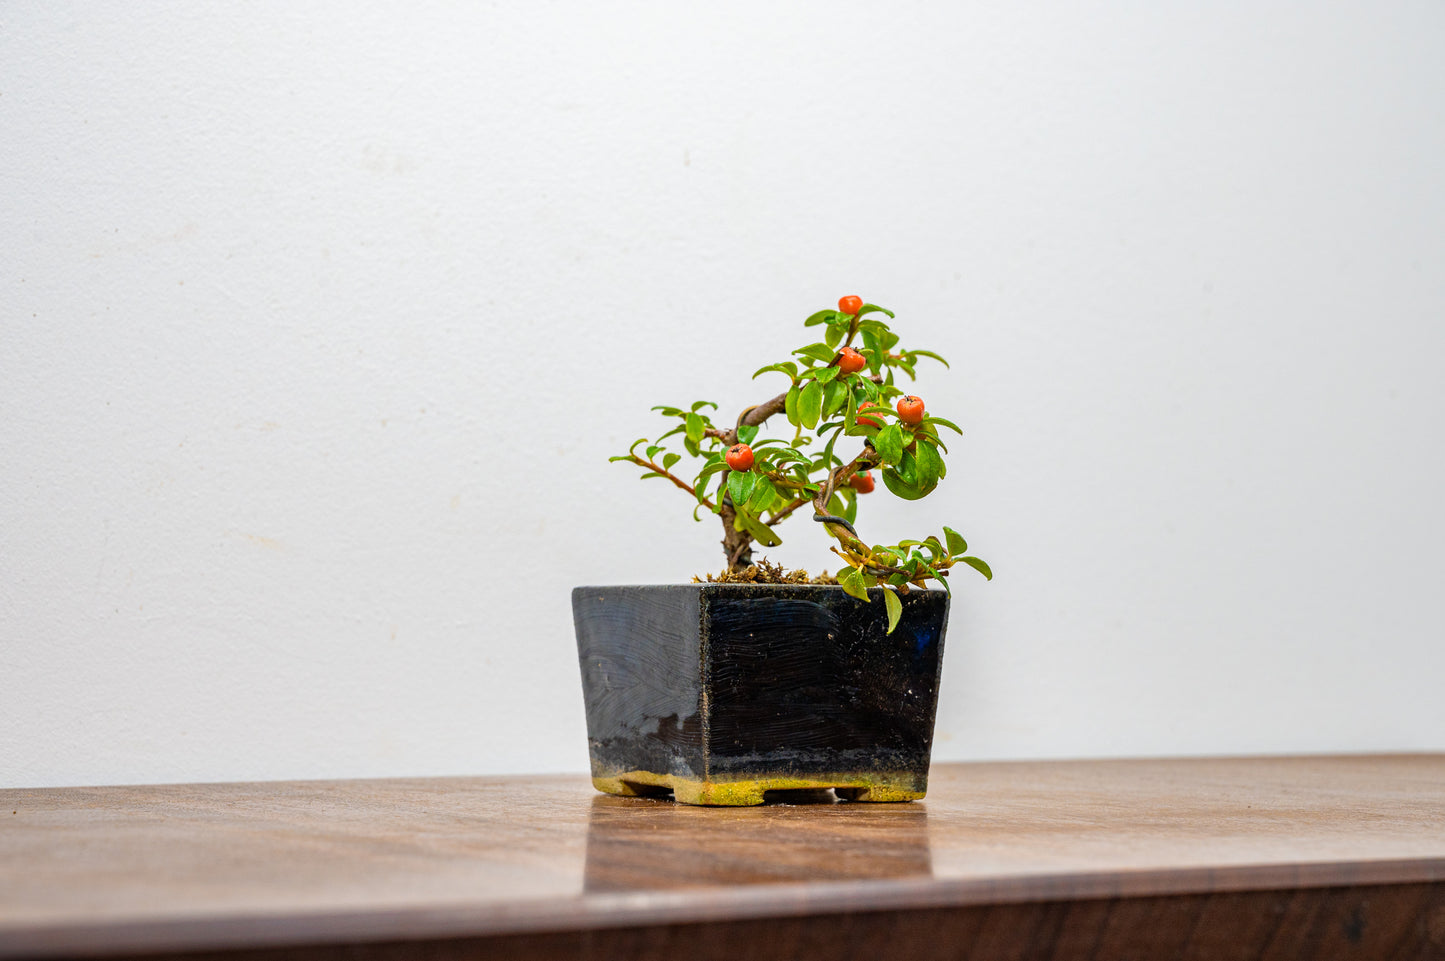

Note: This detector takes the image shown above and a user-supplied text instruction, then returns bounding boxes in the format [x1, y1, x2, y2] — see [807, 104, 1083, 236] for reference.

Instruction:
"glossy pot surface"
[572, 584, 949, 805]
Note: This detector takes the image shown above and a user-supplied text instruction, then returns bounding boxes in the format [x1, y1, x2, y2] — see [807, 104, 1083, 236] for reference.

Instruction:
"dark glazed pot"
[572, 584, 949, 806]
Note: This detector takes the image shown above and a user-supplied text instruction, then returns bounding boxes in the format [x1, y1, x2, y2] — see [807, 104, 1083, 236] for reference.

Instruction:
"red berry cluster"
[722, 299, 925, 501]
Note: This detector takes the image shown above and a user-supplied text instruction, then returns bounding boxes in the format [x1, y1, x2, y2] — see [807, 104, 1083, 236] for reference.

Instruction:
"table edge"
[4, 856, 1444, 959]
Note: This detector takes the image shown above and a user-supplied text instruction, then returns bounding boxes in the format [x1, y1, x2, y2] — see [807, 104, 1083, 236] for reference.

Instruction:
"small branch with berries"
[611, 295, 991, 633]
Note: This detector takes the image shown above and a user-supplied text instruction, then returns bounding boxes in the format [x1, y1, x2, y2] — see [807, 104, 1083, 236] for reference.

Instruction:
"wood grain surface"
[2, 755, 1443, 959]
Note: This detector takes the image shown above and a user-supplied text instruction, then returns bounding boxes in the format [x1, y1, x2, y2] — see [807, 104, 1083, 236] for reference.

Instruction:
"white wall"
[3, 2, 1443, 789]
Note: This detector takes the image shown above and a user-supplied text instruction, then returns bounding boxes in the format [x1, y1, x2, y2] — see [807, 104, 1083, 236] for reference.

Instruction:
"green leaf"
[823, 379, 849, 418]
[838, 566, 870, 602]
[915, 440, 945, 487]
[824, 324, 844, 349]
[958, 556, 993, 580]
[685, 412, 704, 443]
[752, 361, 800, 383]
[883, 469, 929, 499]
[736, 423, 759, 444]
[882, 451, 936, 500]
[858, 303, 895, 318]
[650, 406, 683, 416]
[924, 415, 963, 435]
[628, 437, 648, 454]
[943, 526, 968, 557]
[916, 425, 948, 454]
[910, 349, 949, 368]
[874, 424, 905, 464]
[684, 436, 700, 457]
[637, 471, 666, 480]
[819, 423, 844, 467]
[736, 509, 782, 547]
[727, 469, 756, 506]
[798, 380, 824, 429]
[793, 343, 837, 364]
[766, 446, 809, 465]
[814, 365, 840, 385]
[645, 445, 662, 459]
[745, 475, 776, 513]
[784, 385, 801, 426]
[883, 589, 902, 635]
[691, 400, 718, 412]
[607, 455, 633, 463]
[662, 452, 681, 471]
[804, 309, 837, 327]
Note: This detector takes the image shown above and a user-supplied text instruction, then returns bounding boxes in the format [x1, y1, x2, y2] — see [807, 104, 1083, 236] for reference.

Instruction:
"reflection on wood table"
[3, 755, 1444, 960]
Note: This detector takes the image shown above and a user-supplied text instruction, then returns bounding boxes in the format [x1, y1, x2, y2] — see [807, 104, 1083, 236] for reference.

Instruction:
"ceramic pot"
[572, 583, 949, 806]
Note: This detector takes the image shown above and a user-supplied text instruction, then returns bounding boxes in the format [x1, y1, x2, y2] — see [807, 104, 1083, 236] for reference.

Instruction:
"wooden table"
[3, 756, 1444, 960]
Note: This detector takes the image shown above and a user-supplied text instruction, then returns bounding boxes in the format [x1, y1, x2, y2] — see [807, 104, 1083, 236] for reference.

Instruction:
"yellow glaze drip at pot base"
[593, 769, 926, 806]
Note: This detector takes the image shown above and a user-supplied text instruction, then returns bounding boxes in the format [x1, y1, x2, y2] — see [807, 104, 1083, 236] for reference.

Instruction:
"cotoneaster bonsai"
[573, 297, 989, 806]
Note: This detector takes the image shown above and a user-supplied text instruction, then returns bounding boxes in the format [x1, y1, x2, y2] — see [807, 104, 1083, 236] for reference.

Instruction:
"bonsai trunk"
[719, 500, 753, 572]
[716, 391, 790, 573]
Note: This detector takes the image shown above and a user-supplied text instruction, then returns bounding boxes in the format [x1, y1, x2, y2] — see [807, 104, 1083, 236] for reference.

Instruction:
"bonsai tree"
[612, 296, 990, 632]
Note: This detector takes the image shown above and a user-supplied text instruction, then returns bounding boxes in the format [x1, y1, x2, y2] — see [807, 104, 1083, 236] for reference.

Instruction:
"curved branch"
[813, 445, 878, 514]
[725, 392, 789, 445]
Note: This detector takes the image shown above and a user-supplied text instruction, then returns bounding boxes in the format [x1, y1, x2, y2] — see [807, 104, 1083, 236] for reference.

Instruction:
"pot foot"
[672, 780, 767, 807]
[592, 774, 675, 799]
[593, 771, 926, 806]
[834, 785, 926, 803]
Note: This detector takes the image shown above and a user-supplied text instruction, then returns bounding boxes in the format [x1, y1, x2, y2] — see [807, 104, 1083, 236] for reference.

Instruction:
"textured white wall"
[3, 2, 1443, 788]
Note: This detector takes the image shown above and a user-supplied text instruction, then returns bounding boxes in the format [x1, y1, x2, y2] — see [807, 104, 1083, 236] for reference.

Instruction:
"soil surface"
[694, 559, 839, 585]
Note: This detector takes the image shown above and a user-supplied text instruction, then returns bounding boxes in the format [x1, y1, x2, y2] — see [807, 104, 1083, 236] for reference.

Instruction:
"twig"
[626, 454, 715, 511]
[766, 496, 811, 527]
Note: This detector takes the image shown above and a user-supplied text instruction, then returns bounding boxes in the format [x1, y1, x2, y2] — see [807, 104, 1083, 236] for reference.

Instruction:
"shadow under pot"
[572, 583, 949, 806]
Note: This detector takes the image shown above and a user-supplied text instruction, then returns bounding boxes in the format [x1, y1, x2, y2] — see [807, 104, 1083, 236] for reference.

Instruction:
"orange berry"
[856, 401, 887, 429]
[896, 395, 925, 425]
[725, 443, 754, 472]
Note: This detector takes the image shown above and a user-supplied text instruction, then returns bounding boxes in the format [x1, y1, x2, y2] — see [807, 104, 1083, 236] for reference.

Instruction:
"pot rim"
[573, 583, 948, 593]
